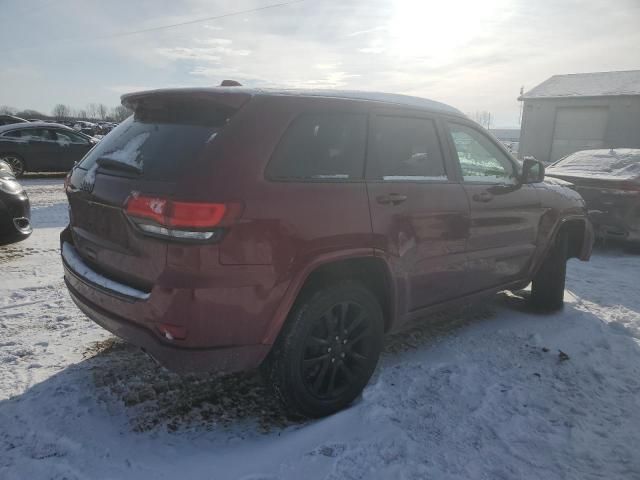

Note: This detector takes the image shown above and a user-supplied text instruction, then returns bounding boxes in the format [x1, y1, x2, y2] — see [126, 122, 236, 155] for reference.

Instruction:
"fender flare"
[553, 214, 594, 261]
[261, 248, 393, 345]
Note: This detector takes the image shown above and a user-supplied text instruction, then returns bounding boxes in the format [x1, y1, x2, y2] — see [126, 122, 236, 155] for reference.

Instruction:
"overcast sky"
[1, 0, 638, 126]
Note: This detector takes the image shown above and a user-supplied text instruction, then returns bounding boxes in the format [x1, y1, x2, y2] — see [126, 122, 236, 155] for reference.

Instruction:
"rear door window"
[267, 113, 367, 181]
[368, 116, 447, 181]
[55, 129, 90, 145]
[2, 130, 23, 138]
[77, 100, 232, 179]
[20, 129, 56, 142]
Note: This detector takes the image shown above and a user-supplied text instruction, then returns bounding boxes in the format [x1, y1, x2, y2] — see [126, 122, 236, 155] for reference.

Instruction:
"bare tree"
[77, 109, 88, 120]
[97, 103, 108, 120]
[0, 105, 17, 115]
[52, 104, 71, 120]
[86, 103, 99, 120]
[111, 105, 131, 122]
[16, 109, 45, 119]
[471, 110, 493, 129]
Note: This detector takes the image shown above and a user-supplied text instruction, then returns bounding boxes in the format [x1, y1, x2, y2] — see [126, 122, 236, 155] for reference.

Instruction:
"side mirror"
[521, 156, 545, 183]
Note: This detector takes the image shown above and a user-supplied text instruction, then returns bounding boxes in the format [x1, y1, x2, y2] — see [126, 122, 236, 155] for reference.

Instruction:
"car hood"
[542, 176, 573, 187]
[546, 148, 640, 183]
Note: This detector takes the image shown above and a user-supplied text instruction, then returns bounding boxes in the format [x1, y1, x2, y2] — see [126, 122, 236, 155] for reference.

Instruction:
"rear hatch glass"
[67, 96, 238, 289]
[78, 98, 231, 180]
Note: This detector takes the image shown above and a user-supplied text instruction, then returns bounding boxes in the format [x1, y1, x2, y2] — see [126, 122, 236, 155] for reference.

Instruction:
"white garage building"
[518, 70, 640, 163]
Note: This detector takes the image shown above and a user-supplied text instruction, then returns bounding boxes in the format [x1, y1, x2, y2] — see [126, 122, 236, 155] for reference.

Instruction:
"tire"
[531, 231, 568, 311]
[1, 154, 25, 178]
[263, 280, 384, 418]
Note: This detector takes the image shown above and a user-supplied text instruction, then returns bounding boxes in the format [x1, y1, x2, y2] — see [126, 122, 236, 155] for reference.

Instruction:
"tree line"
[0, 103, 131, 123]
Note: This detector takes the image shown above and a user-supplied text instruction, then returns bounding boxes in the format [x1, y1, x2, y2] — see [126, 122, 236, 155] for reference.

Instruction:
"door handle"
[376, 193, 408, 206]
[472, 191, 493, 203]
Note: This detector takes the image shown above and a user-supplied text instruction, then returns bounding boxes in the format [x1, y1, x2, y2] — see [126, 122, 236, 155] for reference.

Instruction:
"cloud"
[155, 37, 250, 64]
[156, 47, 222, 63]
[346, 26, 387, 37]
[2, 0, 639, 126]
[358, 47, 385, 54]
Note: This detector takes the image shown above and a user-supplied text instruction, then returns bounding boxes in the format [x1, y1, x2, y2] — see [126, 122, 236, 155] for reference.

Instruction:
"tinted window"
[77, 100, 231, 179]
[2, 130, 23, 138]
[14, 128, 56, 141]
[369, 116, 446, 180]
[55, 129, 89, 145]
[448, 123, 516, 184]
[267, 113, 367, 180]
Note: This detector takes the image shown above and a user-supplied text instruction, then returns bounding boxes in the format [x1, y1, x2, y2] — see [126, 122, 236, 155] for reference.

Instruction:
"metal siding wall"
[519, 96, 640, 163]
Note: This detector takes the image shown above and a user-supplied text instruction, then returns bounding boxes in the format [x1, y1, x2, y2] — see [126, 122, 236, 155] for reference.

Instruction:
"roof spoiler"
[121, 87, 251, 111]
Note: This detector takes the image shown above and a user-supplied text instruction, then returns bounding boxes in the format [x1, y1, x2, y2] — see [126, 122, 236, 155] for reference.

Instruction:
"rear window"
[266, 112, 367, 181]
[77, 99, 232, 179]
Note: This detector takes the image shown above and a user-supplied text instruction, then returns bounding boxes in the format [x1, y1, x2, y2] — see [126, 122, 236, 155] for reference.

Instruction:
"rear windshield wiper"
[96, 156, 142, 174]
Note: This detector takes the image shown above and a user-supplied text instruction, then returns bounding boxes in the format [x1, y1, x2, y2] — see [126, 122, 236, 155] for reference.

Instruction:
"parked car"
[0, 160, 31, 244]
[546, 148, 640, 244]
[0, 115, 28, 126]
[61, 87, 593, 417]
[0, 122, 98, 177]
[73, 121, 97, 136]
[94, 122, 115, 136]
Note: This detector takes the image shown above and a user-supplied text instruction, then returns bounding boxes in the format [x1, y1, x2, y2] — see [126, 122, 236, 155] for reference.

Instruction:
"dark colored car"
[0, 160, 31, 244]
[73, 121, 98, 137]
[546, 149, 640, 244]
[0, 115, 28, 126]
[0, 122, 98, 177]
[61, 87, 593, 417]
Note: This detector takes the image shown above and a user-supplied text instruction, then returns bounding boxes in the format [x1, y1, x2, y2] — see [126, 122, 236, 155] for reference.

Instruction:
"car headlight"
[0, 178, 24, 194]
[0, 160, 14, 176]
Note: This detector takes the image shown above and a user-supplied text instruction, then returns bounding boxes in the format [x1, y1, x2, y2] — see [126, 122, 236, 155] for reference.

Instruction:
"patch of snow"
[382, 175, 447, 181]
[1, 178, 640, 479]
[547, 148, 640, 181]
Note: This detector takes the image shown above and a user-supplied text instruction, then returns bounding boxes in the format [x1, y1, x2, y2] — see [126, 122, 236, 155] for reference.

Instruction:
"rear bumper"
[589, 209, 640, 243]
[65, 278, 269, 373]
[60, 225, 277, 373]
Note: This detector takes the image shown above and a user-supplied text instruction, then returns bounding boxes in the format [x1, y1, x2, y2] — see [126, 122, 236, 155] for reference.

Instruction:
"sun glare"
[388, 0, 507, 64]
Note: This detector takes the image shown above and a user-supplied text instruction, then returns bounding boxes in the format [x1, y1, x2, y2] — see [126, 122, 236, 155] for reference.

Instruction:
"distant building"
[489, 128, 520, 142]
[518, 70, 640, 163]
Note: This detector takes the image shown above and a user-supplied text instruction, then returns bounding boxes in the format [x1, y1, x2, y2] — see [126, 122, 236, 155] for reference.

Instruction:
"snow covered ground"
[1, 178, 639, 480]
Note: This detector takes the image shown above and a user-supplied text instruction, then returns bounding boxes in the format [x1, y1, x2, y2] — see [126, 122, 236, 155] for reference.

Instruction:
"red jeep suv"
[61, 87, 593, 417]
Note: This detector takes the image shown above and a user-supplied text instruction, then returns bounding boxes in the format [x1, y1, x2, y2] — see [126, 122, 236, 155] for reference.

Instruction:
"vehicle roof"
[122, 87, 465, 116]
[0, 114, 27, 121]
[0, 121, 75, 133]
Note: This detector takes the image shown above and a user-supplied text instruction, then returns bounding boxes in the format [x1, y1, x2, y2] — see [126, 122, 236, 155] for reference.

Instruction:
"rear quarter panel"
[173, 95, 375, 343]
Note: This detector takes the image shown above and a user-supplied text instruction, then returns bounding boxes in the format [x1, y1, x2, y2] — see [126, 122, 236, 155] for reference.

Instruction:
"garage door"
[550, 106, 609, 161]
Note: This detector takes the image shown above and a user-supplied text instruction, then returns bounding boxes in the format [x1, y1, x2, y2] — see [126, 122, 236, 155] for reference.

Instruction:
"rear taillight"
[124, 193, 241, 242]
